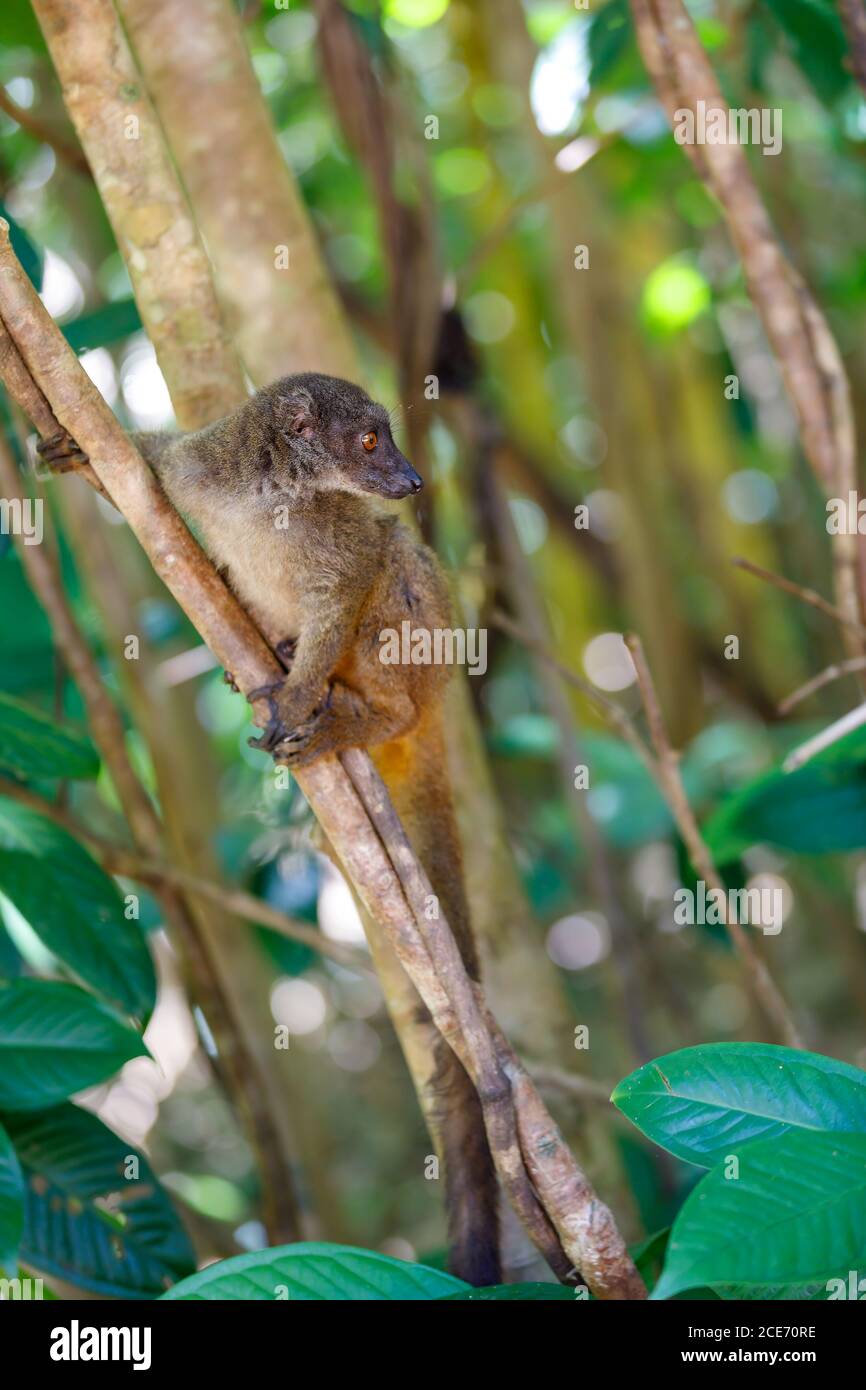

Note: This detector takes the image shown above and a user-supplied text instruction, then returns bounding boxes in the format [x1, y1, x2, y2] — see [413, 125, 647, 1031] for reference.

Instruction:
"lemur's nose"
[400, 462, 423, 493]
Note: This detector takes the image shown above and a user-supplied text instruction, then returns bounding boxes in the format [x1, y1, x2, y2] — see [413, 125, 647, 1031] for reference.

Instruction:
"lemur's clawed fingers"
[246, 683, 287, 753]
[36, 430, 90, 473]
[223, 670, 240, 693]
[248, 689, 333, 762]
[246, 678, 284, 706]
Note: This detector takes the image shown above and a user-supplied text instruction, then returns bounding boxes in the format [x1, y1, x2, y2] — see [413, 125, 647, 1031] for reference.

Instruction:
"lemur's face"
[270, 374, 423, 501]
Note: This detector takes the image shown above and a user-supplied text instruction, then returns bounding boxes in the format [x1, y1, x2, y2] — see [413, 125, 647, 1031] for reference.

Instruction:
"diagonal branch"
[630, 0, 863, 647]
[0, 772, 371, 976]
[625, 633, 803, 1049]
[0, 222, 645, 1299]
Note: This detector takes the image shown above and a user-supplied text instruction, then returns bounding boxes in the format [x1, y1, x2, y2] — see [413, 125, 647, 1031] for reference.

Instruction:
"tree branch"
[0, 430, 307, 1243]
[0, 773, 371, 976]
[0, 224, 644, 1299]
[631, 0, 863, 647]
[0, 85, 90, 175]
[625, 633, 803, 1049]
[732, 556, 866, 637]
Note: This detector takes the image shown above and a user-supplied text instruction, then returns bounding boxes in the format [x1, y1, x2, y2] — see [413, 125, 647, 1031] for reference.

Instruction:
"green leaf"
[613, 1043, 866, 1168]
[653, 1131, 866, 1299]
[161, 1242, 468, 1301]
[0, 205, 43, 291]
[703, 724, 866, 860]
[0, 801, 155, 1017]
[588, 0, 633, 87]
[0, 554, 55, 695]
[62, 297, 142, 353]
[0, 693, 99, 781]
[441, 1282, 576, 1300]
[0, 979, 146, 1110]
[762, 0, 850, 104]
[2, 1104, 195, 1298]
[0, 1118, 23, 1275]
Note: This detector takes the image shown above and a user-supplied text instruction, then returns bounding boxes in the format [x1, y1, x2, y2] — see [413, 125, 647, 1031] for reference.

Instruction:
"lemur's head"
[262, 373, 423, 501]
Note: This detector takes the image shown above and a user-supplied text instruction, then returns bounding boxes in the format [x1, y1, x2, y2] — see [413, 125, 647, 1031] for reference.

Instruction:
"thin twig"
[0, 773, 371, 974]
[491, 609, 656, 776]
[625, 633, 803, 1049]
[779, 657, 866, 714]
[528, 1066, 615, 1105]
[783, 702, 866, 772]
[732, 557, 866, 637]
[487, 468, 654, 1065]
[0, 86, 91, 175]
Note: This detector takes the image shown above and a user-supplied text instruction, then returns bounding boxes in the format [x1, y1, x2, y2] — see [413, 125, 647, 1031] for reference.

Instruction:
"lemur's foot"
[36, 430, 89, 474]
[223, 670, 239, 693]
[272, 701, 334, 767]
[247, 684, 332, 760]
[275, 636, 297, 671]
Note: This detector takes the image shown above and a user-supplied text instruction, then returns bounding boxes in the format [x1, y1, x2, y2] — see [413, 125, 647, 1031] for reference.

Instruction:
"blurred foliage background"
[2, 0, 866, 1279]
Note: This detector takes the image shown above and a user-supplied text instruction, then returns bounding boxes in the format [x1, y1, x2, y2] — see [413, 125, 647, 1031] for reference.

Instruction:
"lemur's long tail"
[374, 705, 501, 1286]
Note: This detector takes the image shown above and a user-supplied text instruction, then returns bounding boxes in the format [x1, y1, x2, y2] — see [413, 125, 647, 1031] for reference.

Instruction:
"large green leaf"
[0, 1118, 23, 1275]
[0, 693, 99, 781]
[588, 0, 633, 87]
[653, 1131, 866, 1299]
[762, 0, 850, 104]
[613, 1043, 866, 1168]
[161, 1242, 468, 1301]
[63, 297, 142, 353]
[703, 724, 866, 860]
[0, 801, 155, 1017]
[2, 1104, 195, 1298]
[0, 979, 146, 1110]
[0, 555, 54, 695]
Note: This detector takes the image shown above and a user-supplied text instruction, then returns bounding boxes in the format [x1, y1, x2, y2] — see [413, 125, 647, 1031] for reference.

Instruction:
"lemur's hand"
[36, 430, 90, 474]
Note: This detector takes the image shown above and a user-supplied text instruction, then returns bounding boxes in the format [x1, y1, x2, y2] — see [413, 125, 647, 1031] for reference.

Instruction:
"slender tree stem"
[625, 634, 804, 1049]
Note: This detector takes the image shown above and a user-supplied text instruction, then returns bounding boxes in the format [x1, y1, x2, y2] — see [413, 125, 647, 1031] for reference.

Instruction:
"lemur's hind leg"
[251, 679, 416, 767]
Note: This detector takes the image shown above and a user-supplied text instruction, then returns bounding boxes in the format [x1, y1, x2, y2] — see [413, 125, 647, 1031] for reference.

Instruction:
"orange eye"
[362, 430, 378, 452]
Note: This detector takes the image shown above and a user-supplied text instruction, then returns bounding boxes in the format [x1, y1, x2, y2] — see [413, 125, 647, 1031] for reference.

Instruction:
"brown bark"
[0, 225, 645, 1298]
[630, 0, 863, 646]
[116, 0, 357, 383]
[31, 0, 245, 429]
[27, 0, 317, 1241]
[0, 432, 304, 1243]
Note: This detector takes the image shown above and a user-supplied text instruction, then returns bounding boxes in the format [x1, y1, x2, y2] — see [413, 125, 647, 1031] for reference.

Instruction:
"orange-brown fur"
[40, 374, 500, 1284]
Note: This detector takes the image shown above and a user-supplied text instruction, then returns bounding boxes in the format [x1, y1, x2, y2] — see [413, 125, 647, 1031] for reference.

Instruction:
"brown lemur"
[39, 372, 500, 1287]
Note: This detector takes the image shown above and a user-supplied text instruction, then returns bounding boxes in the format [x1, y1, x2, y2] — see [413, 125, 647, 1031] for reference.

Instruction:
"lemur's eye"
[362, 430, 378, 452]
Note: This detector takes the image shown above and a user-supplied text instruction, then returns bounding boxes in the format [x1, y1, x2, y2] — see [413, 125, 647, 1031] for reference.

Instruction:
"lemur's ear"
[276, 388, 317, 440]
